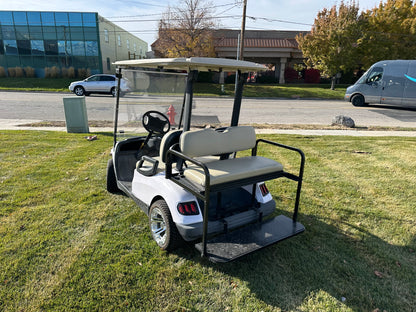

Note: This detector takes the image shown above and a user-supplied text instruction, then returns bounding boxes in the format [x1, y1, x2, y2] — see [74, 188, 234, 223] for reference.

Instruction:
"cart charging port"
[178, 201, 199, 215]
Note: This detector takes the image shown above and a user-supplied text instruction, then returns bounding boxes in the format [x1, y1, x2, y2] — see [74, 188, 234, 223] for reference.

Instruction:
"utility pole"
[238, 0, 247, 61]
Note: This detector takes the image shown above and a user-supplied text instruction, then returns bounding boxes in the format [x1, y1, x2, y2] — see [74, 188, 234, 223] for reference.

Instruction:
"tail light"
[177, 201, 199, 216]
[259, 183, 269, 196]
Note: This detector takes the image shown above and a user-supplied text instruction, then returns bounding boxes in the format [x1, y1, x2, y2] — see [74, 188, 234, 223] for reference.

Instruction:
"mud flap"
[194, 215, 305, 263]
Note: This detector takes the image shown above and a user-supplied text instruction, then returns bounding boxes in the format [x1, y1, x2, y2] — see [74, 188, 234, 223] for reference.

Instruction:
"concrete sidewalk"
[1, 118, 416, 137]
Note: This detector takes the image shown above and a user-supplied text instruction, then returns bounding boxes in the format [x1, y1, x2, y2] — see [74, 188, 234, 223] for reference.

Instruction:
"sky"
[0, 0, 384, 49]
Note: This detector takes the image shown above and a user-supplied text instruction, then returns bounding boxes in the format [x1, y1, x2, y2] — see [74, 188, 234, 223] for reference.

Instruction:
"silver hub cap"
[150, 207, 167, 246]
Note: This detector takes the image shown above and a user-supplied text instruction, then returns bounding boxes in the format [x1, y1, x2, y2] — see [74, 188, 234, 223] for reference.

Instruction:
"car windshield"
[115, 69, 187, 142]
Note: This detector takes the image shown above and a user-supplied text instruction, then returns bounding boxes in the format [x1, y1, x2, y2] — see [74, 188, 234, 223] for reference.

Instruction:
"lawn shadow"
[174, 211, 416, 311]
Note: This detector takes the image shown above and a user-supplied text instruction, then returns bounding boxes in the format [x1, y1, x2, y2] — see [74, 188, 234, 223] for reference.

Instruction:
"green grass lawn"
[0, 77, 346, 99]
[0, 77, 74, 92]
[1, 131, 415, 311]
[195, 83, 346, 99]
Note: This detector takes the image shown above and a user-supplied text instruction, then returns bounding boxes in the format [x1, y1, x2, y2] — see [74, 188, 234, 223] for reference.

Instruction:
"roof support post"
[231, 70, 247, 127]
[183, 70, 198, 131]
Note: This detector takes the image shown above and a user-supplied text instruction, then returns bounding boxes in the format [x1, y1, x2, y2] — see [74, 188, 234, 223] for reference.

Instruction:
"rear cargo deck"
[195, 215, 305, 263]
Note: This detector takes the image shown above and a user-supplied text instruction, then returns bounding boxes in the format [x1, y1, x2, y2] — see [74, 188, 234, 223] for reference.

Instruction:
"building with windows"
[0, 11, 147, 77]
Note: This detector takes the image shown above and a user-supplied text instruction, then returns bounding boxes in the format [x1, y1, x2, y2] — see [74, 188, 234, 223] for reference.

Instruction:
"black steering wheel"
[142, 111, 170, 135]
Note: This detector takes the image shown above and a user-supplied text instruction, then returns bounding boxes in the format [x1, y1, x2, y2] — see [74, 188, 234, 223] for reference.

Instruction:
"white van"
[345, 60, 416, 107]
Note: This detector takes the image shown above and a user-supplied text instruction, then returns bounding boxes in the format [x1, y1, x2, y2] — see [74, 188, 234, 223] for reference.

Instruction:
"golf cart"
[107, 57, 305, 263]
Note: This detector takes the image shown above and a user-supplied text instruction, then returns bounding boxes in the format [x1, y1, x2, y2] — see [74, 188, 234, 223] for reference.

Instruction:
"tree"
[296, 1, 363, 89]
[153, 0, 217, 58]
[360, 0, 416, 67]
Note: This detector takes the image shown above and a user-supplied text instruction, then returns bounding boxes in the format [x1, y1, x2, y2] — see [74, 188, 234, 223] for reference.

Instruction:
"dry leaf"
[374, 270, 383, 278]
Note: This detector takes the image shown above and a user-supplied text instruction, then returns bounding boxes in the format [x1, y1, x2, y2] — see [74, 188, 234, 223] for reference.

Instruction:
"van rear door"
[381, 61, 408, 106]
[403, 61, 416, 107]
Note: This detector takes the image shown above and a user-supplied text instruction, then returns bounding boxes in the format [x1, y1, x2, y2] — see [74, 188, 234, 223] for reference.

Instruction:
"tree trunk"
[331, 76, 336, 90]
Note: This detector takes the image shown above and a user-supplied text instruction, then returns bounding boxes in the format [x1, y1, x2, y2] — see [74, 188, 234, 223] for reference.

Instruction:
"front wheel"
[74, 86, 85, 96]
[149, 199, 182, 251]
[351, 94, 367, 107]
[111, 87, 116, 97]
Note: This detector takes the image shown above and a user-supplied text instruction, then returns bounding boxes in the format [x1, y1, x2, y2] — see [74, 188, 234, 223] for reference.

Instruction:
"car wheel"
[111, 87, 116, 97]
[74, 86, 85, 96]
[351, 94, 367, 107]
[149, 199, 182, 251]
[106, 158, 119, 193]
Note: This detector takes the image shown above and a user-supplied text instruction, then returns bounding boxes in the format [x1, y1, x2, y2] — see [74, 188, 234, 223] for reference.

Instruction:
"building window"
[31, 40, 44, 55]
[44, 40, 58, 55]
[85, 41, 98, 56]
[104, 29, 109, 43]
[107, 57, 111, 71]
[4, 40, 18, 55]
[58, 40, 71, 56]
[127, 39, 130, 50]
[134, 43, 137, 52]
[71, 41, 85, 56]
[17, 40, 31, 55]
[117, 35, 121, 47]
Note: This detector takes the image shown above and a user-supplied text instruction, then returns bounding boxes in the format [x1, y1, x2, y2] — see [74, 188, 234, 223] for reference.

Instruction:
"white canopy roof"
[114, 57, 265, 73]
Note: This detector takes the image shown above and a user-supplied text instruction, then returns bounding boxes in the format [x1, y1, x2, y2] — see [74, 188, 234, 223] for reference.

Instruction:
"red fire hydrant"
[167, 104, 176, 125]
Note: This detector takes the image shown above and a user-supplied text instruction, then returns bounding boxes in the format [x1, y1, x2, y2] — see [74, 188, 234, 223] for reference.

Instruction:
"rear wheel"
[74, 86, 85, 96]
[106, 158, 119, 193]
[149, 199, 182, 251]
[351, 94, 367, 107]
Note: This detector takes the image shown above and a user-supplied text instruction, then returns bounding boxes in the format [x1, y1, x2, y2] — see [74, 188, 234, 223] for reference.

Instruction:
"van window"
[366, 67, 383, 84]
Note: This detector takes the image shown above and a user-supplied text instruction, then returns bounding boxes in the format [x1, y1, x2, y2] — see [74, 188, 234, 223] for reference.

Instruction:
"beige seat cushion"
[183, 156, 283, 186]
[180, 126, 256, 157]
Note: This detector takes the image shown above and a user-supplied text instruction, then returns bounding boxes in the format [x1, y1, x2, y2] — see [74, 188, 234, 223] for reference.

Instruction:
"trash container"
[63, 96, 89, 133]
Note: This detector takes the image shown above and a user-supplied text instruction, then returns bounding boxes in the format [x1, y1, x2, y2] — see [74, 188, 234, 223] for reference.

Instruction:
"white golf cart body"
[108, 57, 305, 262]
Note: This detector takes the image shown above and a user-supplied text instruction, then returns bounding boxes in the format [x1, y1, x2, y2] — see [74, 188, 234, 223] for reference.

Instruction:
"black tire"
[74, 86, 85, 96]
[106, 158, 119, 193]
[111, 87, 116, 97]
[149, 199, 183, 251]
[351, 94, 367, 107]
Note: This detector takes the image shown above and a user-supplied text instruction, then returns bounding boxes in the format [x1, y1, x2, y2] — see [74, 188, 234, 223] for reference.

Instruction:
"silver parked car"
[69, 74, 130, 97]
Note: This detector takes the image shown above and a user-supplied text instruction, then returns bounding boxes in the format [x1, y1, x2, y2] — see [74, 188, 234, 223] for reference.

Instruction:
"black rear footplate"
[195, 215, 304, 263]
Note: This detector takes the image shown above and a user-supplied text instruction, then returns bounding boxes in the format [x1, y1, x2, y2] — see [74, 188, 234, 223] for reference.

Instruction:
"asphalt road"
[1, 91, 416, 128]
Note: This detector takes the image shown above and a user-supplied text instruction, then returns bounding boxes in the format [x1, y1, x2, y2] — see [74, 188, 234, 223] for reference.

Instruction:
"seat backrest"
[180, 126, 256, 158]
[159, 129, 182, 163]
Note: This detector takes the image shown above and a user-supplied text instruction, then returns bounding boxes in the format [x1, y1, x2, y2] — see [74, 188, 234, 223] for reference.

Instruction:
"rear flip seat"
[177, 126, 284, 188]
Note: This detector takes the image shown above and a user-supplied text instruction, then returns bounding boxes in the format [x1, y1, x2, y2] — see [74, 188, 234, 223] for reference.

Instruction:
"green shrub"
[24, 66, 36, 78]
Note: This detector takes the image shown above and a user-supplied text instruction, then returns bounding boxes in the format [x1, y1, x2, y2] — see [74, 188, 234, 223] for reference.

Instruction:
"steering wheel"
[142, 111, 170, 135]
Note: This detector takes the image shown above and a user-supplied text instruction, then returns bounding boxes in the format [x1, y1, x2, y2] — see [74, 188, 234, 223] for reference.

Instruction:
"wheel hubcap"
[150, 208, 167, 246]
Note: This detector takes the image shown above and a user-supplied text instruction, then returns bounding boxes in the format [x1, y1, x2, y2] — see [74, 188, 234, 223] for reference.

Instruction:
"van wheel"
[106, 159, 119, 193]
[351, 94, 367, 107]
[149, 199, 182, 251]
